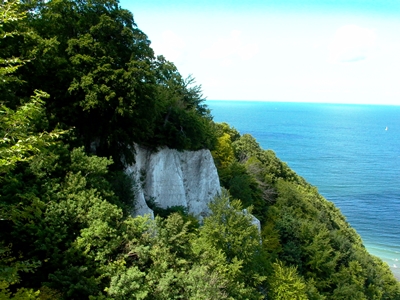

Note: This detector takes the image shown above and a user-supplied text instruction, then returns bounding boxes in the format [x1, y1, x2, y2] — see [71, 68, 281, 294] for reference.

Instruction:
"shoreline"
[365, 244, 400, 281]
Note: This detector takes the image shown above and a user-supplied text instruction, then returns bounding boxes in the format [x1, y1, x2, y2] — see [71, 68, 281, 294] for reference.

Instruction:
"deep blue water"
[208, 100, 400, 278]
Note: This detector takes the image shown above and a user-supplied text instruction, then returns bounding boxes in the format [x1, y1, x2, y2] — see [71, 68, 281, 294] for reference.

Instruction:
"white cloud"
[201, 30, 259, 65]
[151, 30, 186, 62]
[328, 25, 377, 63]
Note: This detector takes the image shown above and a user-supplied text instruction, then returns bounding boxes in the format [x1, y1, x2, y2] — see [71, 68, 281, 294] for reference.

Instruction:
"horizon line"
[205, 99, 400, 106]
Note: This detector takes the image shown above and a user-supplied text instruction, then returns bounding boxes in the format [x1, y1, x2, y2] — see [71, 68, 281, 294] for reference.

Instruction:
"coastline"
[365, 243, 400, 281]
[208, 100, 400, 283]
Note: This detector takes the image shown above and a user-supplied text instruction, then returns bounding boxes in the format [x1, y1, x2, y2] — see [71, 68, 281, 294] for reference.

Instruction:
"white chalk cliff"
[125, 145, 221, 218]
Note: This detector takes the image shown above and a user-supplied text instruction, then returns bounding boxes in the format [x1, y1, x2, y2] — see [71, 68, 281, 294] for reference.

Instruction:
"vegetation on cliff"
[1, 1, 399, 299]
[212, 123, 400, 299]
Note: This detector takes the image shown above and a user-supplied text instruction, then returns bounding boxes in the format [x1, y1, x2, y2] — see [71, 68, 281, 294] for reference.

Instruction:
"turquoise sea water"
[208, 100, 400, 279]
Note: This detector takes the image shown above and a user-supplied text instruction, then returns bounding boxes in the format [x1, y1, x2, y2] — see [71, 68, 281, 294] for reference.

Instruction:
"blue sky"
[120, 0, 400, 105]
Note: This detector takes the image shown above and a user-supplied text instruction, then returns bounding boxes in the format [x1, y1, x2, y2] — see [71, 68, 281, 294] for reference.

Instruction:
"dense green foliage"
[1, 0, 216, 166]
[1, 1, 400, 299]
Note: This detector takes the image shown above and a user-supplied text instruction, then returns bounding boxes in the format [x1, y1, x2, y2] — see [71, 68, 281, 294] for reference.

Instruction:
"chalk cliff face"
[125, 145, 221, 218]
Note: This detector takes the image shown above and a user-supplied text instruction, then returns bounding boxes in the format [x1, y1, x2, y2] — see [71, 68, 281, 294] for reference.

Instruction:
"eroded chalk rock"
[125, 145, 221, 218]
[242, 209, 261, 233]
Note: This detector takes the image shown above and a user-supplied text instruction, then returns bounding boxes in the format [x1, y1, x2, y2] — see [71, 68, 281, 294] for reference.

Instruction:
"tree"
[0, 0, 27, 81]
[151, 56, 216, 150]
[0, 2, 52, 299]
[3, 1, 216, 164]
[211, 133, 235, 168]
[193, 191, 267, 299]
[0, 90, 65, 175]
[214, 122, 241, 143]
[267, 260, 308, 300]
[232, 134, 262, 162]
[0, 243, 41, 300]
[3, 0, 157, 165]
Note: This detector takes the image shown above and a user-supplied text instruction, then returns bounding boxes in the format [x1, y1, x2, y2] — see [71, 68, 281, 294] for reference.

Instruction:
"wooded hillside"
[1, 1, 399, 299]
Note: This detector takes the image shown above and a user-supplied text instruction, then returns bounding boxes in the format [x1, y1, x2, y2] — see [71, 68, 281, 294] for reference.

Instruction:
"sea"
[207, 100, 400, 279]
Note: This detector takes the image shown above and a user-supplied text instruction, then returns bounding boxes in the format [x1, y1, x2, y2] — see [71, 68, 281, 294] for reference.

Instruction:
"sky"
[119, 0, 400, 105]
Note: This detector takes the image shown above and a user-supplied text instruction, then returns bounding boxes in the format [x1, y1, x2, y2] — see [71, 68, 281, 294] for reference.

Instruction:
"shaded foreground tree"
[12, 0, 157, 164]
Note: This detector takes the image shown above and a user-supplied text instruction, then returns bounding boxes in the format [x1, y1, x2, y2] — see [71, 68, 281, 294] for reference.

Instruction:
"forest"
[1, 1, 400, 299]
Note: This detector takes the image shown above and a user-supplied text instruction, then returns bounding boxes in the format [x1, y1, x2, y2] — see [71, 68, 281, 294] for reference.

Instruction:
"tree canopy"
[1, 0, 216, 166]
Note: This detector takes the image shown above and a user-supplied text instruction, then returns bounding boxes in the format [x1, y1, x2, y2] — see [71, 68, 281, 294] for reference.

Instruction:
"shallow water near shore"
[208, 100, 400, 279]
